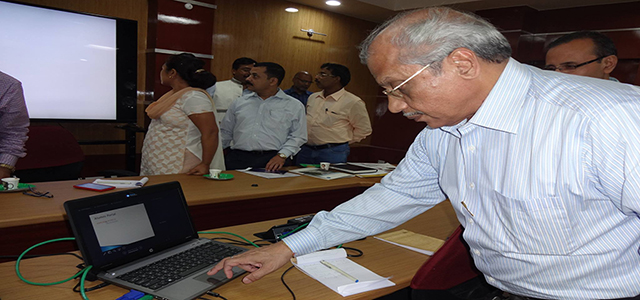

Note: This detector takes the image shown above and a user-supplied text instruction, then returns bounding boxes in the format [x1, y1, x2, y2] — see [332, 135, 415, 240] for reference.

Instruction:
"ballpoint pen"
[320, 260, 359, 283]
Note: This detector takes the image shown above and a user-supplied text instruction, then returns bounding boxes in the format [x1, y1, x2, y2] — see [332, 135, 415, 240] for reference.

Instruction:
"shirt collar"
[246, 88, 289, 101]
[231, 77, 243, 85]
[321, 88, 346, 101]
[467, 58, 531, 134]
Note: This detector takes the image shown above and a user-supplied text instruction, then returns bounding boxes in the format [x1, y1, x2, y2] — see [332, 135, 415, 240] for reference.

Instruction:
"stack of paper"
[374, 229, 444, 255]
[289, 167, 354, 180]
[292, 248, 395, 297]
[93, 177, 149, 188]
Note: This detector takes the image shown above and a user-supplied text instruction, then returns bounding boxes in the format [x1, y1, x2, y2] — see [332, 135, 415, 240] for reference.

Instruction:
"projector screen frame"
[1, 0, 138, 123]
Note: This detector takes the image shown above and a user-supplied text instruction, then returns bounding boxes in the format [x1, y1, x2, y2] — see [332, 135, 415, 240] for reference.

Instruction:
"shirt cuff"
[282, 225, 323, 257]
[0, 153, 18, 167]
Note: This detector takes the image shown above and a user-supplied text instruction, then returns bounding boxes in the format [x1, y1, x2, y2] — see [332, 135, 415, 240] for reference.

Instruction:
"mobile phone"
[73, 183, 116, 192]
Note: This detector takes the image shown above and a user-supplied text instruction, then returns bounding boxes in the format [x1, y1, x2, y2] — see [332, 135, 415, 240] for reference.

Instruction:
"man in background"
[220, 62, 306, 171]
[283, 71, 313, 108]
[545, 31, 619, 81]
[0, 71, 29, 179]
[297, 63, 371, 164]
[207, 57, 257, 124]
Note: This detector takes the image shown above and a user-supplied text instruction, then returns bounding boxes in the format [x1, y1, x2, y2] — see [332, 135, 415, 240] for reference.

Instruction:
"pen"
[320, 260, 359, 283]
[461, 201, 474, 217]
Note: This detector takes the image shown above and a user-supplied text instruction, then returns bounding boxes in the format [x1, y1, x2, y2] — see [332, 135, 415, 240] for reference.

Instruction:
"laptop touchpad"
[194, 266, 244, 285]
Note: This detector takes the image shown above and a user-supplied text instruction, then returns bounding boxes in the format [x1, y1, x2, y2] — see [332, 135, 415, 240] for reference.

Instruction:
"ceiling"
[286, 0, 639, 23]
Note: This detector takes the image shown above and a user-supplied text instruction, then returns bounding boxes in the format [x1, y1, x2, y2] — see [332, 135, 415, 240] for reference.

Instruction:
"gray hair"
[359, 7, 511, 73]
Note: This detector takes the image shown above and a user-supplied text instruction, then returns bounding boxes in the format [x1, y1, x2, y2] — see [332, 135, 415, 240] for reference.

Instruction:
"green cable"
[15, 237, 86, 286]
[197, 231, 261, 248]
[80, 265, 93, 300]
[278, 223, 309, 240]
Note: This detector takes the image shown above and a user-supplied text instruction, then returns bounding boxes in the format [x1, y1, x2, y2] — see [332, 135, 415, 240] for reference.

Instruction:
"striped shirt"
[284, 59, 640, 299]
[0, 71, 29, 168]
[220, 88, 307, 157]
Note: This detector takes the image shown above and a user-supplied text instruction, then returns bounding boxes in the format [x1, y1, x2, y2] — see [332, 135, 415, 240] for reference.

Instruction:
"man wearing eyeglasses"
[296, 63, 372, 165]
[544, 31, 618, 81]
[210, 7, 640, 300]
[283, 71, 313, 108]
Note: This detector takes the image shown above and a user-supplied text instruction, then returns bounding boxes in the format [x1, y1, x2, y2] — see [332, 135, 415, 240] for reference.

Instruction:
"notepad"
[292, 248, 395, 297]
[374, 229, 445, 255]
[92, 177, 149, 188]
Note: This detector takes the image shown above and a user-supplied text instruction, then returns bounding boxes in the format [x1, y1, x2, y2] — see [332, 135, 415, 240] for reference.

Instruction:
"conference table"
[0, 201, 459, 300]
[0, 170, 382, 260]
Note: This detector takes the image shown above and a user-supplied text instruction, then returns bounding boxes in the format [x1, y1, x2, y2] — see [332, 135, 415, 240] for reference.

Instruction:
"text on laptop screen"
[90, 204, 156, 253]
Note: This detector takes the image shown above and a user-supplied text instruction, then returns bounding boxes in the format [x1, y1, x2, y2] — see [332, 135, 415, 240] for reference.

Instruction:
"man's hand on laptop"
[208, 242, 294, 284]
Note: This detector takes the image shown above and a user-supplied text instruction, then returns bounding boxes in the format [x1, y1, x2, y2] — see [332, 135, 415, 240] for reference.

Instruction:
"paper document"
[292, 248, 395, 297]
[289, 167, 354, 180]
[374, 229, 444, 255]
[93, 177, 149, 188]
[238, 168, 299, 179]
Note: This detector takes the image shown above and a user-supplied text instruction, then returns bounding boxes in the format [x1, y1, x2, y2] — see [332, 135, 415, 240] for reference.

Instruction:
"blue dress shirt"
[284, 59, 640, 299]
[220, 88, 307, 157]
[283, 87, 312, 108]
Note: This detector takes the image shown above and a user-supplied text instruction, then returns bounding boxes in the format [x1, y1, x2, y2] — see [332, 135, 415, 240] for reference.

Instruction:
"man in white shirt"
[209, 7, 640, 300]
[220, 62, 307, 171]
[207, 57, 256, 124]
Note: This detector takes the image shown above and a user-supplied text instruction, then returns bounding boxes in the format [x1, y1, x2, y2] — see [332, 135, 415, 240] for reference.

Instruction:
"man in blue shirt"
[220, 62, 307, 172]
[283, 71, 313, 108]
[210, 7, 640, 300]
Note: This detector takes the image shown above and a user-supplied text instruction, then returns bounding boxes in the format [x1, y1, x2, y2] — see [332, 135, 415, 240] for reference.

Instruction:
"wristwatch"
[278, 153, 287, 159]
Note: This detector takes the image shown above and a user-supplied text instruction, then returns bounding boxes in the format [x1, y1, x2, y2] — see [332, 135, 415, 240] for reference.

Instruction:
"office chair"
[410, 225, 500, 300]
[14, 125, 84, 183]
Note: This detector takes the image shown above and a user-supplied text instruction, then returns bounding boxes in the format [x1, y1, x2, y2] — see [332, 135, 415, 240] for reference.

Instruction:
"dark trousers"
[224, 149, 291, 170]
[296, 142, 350, 165]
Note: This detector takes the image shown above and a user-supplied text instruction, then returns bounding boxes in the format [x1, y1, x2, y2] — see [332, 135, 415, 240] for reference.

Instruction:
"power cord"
[206, 291, 229, 300]
[15, 237, 95, 300]
[73, 281, 110, 293]
[15, 237, 87, 286]
[280, 266, 297, 300]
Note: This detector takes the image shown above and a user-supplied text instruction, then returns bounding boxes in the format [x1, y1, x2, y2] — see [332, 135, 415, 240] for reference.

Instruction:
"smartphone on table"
[73, 183, 116, 192]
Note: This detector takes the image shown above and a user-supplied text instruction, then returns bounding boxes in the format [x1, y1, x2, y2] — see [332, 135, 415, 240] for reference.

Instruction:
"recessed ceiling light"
[326, 1, 341, 6]
[285, 7, 299, 12]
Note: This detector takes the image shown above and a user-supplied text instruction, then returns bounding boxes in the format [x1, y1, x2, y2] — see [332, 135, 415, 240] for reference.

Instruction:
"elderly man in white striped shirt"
[210, 7, 640, 300]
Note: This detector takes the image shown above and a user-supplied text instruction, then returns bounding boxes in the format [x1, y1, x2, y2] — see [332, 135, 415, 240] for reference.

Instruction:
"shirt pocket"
[266, 109, 290, 128]
[494, 192, 576, 255]
[321, 110, 347, 127]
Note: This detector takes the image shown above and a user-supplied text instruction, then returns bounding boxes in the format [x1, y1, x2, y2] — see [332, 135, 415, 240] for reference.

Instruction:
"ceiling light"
[326, 1, 341, 6]
[285, 7, 299, 12]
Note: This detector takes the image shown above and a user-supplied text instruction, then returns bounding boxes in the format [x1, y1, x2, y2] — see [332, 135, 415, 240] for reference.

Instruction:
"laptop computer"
[64, 181, 247, 300]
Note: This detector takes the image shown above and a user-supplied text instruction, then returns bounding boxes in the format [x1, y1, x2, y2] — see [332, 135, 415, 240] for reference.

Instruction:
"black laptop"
[64, 181, 246, 300]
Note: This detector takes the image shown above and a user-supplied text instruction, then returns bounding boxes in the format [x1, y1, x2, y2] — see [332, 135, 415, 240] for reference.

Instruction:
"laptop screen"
[65, 182, 198, 270]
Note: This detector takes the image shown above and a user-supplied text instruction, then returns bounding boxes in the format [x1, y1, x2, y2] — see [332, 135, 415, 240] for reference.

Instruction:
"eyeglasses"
[543, 56, 605, 72]
[316, 72, 335, 78]
[382, 64, 430, 98]
[23, 187, 53, 198]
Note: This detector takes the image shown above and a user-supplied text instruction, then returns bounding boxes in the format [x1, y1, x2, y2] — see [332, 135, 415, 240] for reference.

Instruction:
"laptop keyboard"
[117, 242, 244, 290]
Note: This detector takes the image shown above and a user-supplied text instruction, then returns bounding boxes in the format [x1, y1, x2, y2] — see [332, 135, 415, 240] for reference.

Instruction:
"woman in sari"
[140, 53, 224, 175]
